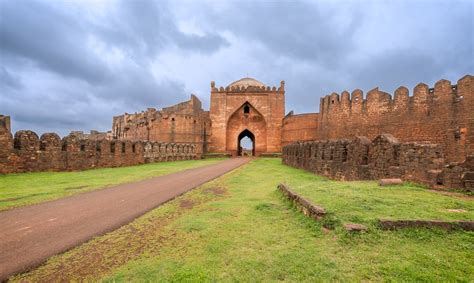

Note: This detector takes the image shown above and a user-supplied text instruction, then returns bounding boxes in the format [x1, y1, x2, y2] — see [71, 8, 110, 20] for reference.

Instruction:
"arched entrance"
[238, 129, 255, 156]
[226, 101, 267, 156]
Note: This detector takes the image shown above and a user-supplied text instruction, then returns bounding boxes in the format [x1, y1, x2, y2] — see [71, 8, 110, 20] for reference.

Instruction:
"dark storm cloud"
[0, 0, 111, 84]
[95, 0, 228, 59]
[0, 0, 228, 135]
[206, 0, 361, 66]
[202, 0, 472, 112]
[0, 0, 472, 136]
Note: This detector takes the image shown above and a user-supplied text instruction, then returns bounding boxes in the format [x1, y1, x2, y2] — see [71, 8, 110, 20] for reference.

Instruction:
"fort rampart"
[317, 75, 474, 163]
[281, 112, 319, 146]
[112, 95, 211, 154]
[0, 116, 198, 174]
[282, 134, 474, 191]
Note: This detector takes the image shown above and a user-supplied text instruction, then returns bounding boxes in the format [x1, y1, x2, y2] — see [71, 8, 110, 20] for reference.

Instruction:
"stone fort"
[111, 76, 473, 162]
[0, 75, 473, 190]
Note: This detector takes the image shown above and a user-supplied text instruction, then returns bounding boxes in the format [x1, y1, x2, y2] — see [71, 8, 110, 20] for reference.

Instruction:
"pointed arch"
[226, 101, 267, 156]
[238, 129, 255, 156]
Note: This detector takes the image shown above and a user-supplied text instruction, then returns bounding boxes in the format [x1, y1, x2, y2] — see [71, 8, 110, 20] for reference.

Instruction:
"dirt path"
[0, 157, 251, 281]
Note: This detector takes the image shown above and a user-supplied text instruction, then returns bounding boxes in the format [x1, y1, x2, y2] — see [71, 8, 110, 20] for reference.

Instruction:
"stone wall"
[0, 117, 199, 174]
[209, 79, 285, 156]
[317, 75, 474, 163]
[281, 112, 319, 146]
[112, 95, 211, 154]
[282, 134, 473, 191]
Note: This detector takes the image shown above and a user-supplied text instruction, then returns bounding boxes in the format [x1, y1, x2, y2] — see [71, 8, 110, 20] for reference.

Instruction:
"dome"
[228, 77, 266, 88]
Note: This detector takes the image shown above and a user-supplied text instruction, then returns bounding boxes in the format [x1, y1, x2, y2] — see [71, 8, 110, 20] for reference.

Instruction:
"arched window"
[243, 104, 250, 114]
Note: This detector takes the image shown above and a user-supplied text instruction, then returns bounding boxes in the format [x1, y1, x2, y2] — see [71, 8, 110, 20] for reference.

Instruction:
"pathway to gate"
[0, 157, 251, 281]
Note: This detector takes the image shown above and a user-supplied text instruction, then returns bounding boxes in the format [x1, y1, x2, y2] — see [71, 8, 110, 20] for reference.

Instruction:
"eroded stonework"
[111, 78, 292, 156]
[112, 94, 211, 154]
[1, 75, 473, 190]
[209, 78, 285, 156]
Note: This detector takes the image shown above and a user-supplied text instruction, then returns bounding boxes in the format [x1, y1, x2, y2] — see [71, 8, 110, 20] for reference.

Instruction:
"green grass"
[0, 158, 225, 211]
[280, 167, 474, 223]
[11, 158, 474, 282]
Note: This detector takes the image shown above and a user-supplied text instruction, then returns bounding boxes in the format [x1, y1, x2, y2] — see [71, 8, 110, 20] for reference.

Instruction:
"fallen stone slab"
[344, 223, 368, 232]
[446, 209, 468, 213]
[277, 183, 326, 220]
[379, 219, 474, 231]
[379, 178, 403, 186]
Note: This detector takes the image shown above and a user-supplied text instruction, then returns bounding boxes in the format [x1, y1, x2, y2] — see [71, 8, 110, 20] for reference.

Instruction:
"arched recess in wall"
[226, 101, 267, 155]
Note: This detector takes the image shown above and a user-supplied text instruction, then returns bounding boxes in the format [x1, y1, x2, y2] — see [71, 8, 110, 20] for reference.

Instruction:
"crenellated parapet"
[211, 79, 285, 94]
[319, 76, 469, 115]
[317, 75, 473, 163]
[282, 134, 473, 191]
[0, 117, 200, 174]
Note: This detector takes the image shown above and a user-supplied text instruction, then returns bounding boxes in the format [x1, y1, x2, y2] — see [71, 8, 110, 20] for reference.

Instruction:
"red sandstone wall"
[112, 95, 211, 154]
[281, 112, 319, 146]
[0, 117, 199, 174]
[209, 81, 285, 155]
[317, 75, 473, 162]
[282, 134, 473, 191]
[225, 103, 267, 155]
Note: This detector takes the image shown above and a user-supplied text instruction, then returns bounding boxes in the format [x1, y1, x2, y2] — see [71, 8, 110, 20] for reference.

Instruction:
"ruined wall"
[69, 130, 112, 141]
[281, 112, 319, 146]
[209, 79, 285, 155]
[282, 134, 474, 191]
[112, 95, 211, 154]
[318, 75, 474, 163]
[0, 116, 199, 174]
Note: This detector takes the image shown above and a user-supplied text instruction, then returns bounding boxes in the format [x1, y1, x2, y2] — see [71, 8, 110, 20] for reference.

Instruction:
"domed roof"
[228, 77, 266, 88]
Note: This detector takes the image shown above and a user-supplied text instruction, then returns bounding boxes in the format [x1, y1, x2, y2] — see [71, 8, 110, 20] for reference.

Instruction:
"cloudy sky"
[1, 0, 473, 136]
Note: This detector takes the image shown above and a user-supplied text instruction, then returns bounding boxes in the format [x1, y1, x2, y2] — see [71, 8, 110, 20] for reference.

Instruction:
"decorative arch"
[226, 101, 267, 156]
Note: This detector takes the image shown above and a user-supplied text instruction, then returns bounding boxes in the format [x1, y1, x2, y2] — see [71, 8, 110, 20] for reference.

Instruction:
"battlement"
[282, 134, 473, 191]
[0, 115, 11, 132]
[319, 75, 472, 115]
[317, 75, 473, 163]
[211, 79, 285, 94]
[0, 118, 199, 174]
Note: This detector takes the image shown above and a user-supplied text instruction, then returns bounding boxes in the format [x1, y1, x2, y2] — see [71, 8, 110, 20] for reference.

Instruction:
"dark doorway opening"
[238, 129, 255, 156]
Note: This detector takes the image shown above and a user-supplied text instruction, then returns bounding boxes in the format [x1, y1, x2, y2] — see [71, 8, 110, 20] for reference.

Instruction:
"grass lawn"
[12, 158, 474, 282]
[0, 158, 226, 211]
[281, 167, 474, 223]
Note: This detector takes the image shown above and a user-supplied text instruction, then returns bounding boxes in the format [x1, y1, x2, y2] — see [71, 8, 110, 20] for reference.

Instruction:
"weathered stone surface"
[1, 75, 472, 176]
[317, 75, 474, 163]
[112, 95, 211, 155]
[343, 223, 368, 232]
[282, 134, 473, 191]
[277, 183, 326, 219]
[446, 209, 467, 213]
[379, 179, 403, 186]
[0, 118, 198, 174]
[281, 112, 319, 146]
[209, 78, 285, 156]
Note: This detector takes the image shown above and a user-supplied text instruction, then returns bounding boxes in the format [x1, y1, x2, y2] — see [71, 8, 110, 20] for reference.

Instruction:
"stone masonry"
[1, 75, 472, 184]
[112, 94, 211, 155]
[282, 134, 474, 192]
[317, 75, 473, 163]
[209, 78, 285, 156]
[0, 115, 198, 174]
